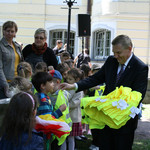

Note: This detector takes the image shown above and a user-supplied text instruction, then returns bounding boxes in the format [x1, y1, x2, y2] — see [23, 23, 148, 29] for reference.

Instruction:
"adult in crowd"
[22, 28, 58, 71]
[53, 40, 63, 55]
[60, 35, 148, 150]
[0, 21, 23, 99]
[74, 48, 92, 68]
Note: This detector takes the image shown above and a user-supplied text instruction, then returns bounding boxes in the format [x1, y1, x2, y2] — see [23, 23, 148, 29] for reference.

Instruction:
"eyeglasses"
[35, 36, 45, 40]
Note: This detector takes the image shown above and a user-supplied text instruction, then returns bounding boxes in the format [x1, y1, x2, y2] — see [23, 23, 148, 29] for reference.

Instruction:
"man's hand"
[59, 83, 76, 91]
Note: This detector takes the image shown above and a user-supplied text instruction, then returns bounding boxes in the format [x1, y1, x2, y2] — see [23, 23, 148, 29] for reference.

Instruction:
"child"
[0, 92, 44, 150]
[48, 69, 64, 107]
[47, 65, 54, 72]
[64, 59, 74, 69]
[91, 63, 101, 75]
[9, 76, 32, 94]
[80, 64, 93, 97]
[80, 63, 92, 78]
[48, 69, 72, 150]
[91, 64, 105, 97]
[0, 76, 33, 134]
[17, 62, 32, 80]
[35, 62, 48, 73]
[32, 71, 66, 149]
[56, 62, 70, 82]
[31, 71, 66, 117]
[60, 51, 71, 63]
[17, 62, 35, 93]
[66, 68, 84, 150]
[80, 64, 92, 135]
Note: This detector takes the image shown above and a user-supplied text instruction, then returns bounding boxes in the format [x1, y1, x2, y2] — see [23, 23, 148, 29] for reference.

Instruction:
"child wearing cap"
[48, 69, 72, 150]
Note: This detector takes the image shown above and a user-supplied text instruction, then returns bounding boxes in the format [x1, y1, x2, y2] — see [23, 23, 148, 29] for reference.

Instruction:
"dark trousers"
[91, 129, 100, 146]
[51, 139, 60, 150]
[91, 127, 135, 150]
[0, 88, 8, 136]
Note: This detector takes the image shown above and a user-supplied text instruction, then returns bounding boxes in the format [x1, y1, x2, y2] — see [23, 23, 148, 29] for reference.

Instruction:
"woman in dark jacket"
[22, 28, 58, 71]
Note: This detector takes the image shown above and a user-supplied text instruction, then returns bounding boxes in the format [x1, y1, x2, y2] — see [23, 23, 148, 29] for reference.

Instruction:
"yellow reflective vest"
[94, 85, 105, 96]
[81, 86, 142, 130]
[54, 90, 72, 145]
[81, 85, 105, 125]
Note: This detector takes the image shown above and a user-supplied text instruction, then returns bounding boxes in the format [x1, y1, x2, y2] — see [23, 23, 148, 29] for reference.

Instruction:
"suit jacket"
[77, 54, 148, 132]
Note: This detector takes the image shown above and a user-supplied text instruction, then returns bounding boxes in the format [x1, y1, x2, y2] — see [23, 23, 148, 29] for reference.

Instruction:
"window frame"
[49, 29, 75, 55]
[92, 29, 111, 60]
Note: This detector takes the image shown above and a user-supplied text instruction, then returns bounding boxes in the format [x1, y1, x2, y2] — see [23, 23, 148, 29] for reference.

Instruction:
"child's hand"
[59, 104, 66, 112]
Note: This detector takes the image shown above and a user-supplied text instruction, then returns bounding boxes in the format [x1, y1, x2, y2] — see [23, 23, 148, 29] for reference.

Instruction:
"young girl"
[0, 76, 33, 138]
[9, 76, 32, 93]
[35, 62, 48, 73]
[56, 62, 70, 82]
[17, 62, 32, 80]
[66, 68, 84, 150]
[0, 92, 44, 150]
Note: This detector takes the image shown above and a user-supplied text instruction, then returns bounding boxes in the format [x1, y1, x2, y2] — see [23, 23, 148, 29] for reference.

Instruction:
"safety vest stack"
[81, 86, 142, 129]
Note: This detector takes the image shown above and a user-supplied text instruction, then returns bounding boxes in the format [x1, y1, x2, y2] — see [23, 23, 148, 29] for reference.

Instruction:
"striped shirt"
[36, 92, 62, 118]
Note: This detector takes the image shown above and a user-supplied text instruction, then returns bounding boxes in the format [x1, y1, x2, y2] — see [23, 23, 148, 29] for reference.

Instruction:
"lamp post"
[65, 0, 76, 56]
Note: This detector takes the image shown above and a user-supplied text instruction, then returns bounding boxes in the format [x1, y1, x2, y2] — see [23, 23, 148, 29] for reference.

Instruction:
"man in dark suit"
[60, 35, 148, 150]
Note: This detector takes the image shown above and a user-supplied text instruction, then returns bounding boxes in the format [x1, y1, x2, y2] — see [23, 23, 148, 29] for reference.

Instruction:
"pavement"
[134, 118, 150, 140]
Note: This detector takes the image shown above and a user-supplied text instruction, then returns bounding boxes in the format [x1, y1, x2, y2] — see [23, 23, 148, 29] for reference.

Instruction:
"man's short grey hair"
[34, 28, 47, 39]
[112, 35, 133, 49]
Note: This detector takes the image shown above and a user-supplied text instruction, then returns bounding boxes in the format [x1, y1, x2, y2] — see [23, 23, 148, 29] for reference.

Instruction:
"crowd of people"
[0, 20, 148, 150]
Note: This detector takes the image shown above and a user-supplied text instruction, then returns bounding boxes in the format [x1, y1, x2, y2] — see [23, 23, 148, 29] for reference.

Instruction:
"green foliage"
[75, 139, 92, 150]
[133, 140, 150, 150]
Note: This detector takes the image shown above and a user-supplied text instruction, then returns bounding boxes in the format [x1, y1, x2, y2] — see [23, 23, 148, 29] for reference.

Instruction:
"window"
[49, 29, 75, 55]
[93, 29, 111, 60]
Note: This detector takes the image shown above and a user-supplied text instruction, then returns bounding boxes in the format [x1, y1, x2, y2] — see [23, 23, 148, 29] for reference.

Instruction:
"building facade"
[91, 0, 150, 66]
[0, 0, 150, 65]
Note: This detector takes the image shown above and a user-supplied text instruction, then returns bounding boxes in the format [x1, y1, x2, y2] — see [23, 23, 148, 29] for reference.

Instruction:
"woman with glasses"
[0, 21, 23, 99]
[22, 28, 58, 72]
